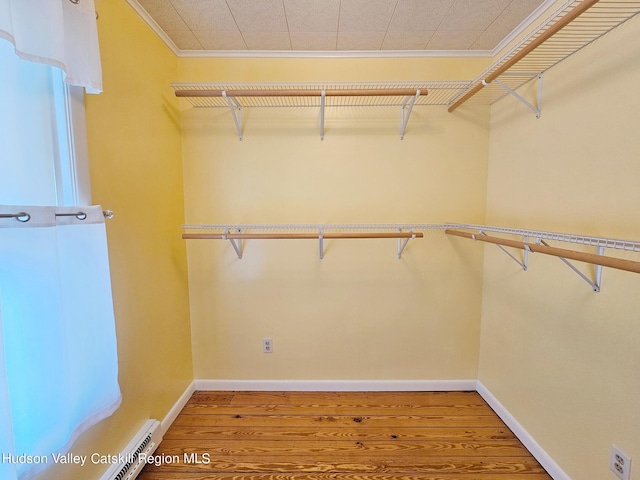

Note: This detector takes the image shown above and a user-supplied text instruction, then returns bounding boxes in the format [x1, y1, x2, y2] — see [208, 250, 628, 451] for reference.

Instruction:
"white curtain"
[0, 205, 121, 480]
[0, 0, 102, 93]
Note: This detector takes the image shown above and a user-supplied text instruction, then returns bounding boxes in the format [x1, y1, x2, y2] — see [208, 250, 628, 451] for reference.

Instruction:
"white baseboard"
[194, 379, 477, 391]
[160, 380, 195, 436]
[476, 381, 570, 480]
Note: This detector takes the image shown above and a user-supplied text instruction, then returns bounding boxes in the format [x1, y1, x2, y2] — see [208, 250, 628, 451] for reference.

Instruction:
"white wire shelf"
[173, 1, 640, 125]
[449, 0, 640, 110]
[182, 223, 640, 253]
[183, 223, 640, 290]
[172, 81, 470, 108]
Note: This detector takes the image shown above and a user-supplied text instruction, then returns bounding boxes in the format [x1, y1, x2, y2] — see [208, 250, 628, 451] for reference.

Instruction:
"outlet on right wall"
[477, 12, 640, 480]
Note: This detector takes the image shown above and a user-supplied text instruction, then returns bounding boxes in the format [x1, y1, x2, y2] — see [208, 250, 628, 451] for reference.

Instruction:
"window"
[0, 39, 91, 206]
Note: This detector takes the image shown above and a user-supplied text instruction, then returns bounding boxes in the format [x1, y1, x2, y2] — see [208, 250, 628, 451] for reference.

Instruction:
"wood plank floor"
[138, 391, 552, 480]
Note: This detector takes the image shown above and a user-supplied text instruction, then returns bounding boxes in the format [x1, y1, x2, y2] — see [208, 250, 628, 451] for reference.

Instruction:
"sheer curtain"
[0, 0, 102, 93]
[0, 2, 119, 478]
[0, 206, 121, 480]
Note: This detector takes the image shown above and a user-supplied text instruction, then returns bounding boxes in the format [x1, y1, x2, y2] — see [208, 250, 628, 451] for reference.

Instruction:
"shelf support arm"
[320, 90, 326, 141]
[397, 229, 417, 259]
[222, 91, 243, 140]
[319, 229, 324, 260]
[483, 74, 543, 119]
[223, 228, 243, 259]
[478, 231, 528, 270]
[540, 239, 603, 292]
[400, 90, 420, 140]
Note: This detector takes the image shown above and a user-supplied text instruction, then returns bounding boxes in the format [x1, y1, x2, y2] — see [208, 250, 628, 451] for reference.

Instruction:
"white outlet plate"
[611, 445, 631, 480]
[263, 338, 273, 353]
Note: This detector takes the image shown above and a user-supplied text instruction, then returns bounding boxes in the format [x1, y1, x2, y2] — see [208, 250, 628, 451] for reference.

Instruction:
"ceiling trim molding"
[126, 0, 180, 56]
[490, 0, 558, 56]
[175, 49, 493, 59]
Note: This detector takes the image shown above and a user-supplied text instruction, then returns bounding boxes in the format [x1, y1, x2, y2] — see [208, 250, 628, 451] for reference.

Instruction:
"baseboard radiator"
[100, 419, 162, 480]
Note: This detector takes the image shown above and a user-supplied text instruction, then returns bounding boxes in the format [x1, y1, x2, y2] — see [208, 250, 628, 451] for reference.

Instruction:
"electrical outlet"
[263, 338, 273, 353]
[611, 445, 631, 480]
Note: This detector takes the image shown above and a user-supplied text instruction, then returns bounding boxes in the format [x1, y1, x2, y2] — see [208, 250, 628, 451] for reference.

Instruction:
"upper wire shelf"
[171, 81, 470, 108]
[449, 0, 640, 110]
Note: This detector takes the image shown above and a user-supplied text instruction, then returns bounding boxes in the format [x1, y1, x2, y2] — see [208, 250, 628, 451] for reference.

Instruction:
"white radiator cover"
[99, 419, 162, 480]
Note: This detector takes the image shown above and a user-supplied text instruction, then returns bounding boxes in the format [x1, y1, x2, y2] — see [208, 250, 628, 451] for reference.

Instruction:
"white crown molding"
[125, 0, 180, 56]
[491, 0, 558, 56]
[176, 49, 493, 59]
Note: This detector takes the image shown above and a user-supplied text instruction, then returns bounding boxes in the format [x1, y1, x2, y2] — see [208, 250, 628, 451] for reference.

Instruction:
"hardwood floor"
[138, 391, 552, 480]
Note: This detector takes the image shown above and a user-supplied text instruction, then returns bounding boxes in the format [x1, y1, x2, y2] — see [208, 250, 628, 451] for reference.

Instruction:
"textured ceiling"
[130, 0, 550, 55]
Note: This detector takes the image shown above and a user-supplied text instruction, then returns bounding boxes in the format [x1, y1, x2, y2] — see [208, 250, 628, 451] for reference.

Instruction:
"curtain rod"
[0, 210, 114, 222]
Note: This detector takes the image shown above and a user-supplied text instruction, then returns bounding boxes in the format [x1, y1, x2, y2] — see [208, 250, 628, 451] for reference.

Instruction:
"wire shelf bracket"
[400, 90, 420, 140]
[479, 231, 529, 270]
[221, 91, 243, 141]
[223, 228, 243, 259]
[483, 73, 543, 119]
[539, 239, 605, 292]
[396, 229, 419, 259]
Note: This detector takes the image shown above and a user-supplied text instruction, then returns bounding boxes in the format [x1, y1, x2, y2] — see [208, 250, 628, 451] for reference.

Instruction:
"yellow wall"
[34, 1, 193, 478]
[178, 57, 490, 381]
[478, 13, 640, 480]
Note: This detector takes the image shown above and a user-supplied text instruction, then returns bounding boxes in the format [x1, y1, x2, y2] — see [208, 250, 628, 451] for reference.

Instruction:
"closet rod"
[445, 229, 640, 275]
[183, 232, 423, 240]
[448, 0, 600, 113]
[175, 88, 423, 98]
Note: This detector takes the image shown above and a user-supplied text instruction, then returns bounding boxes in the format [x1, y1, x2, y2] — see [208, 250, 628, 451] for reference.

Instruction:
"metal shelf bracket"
[400, 90, 420, 140]
[223, 228, 243, 259]
[539, 239, 604, 292]
[320, 90, 326, 141]
[478, 231, 528, 270]
[221, 91, 243, 140]
[397, 228, 417, 259]
[319, 229, 324, 260]
[483, 73, 543, 119]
